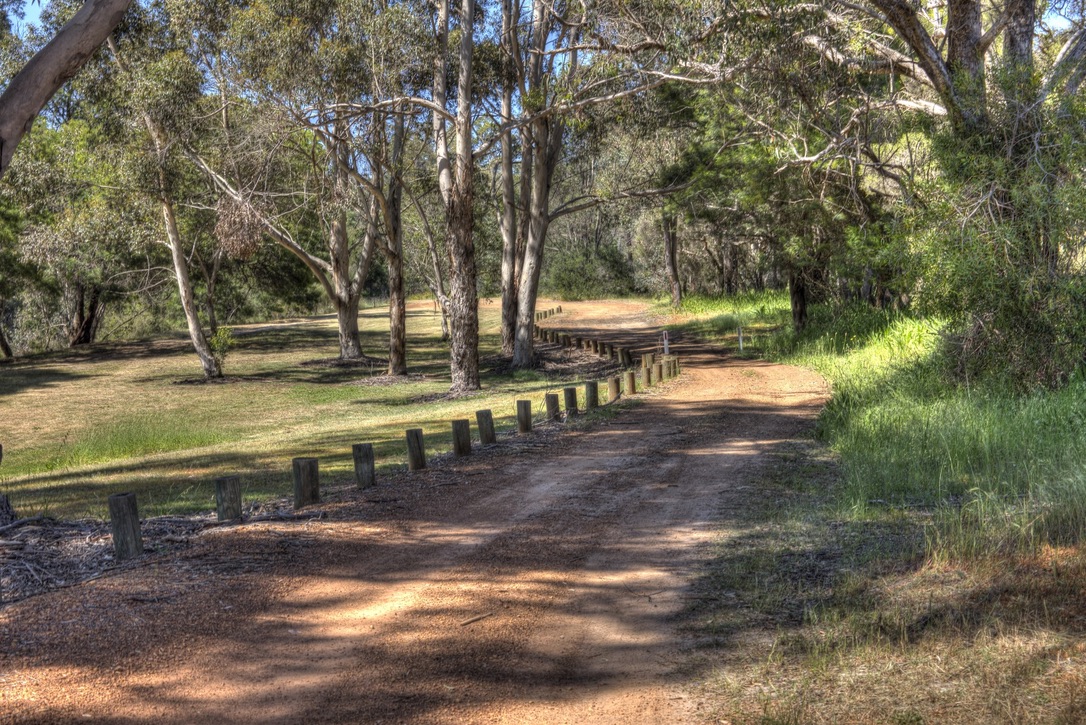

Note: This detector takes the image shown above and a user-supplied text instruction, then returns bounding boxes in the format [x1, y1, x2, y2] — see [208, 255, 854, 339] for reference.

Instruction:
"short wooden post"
[517, 400, 533, 433]
[215, 476, 243, 521]
[557, 305, 562, 312]
[654, 361, 664, 384]
[563, 386, 578, 415]
[661, 359, 671, 381]
[599, 342, 609, 358]
[574, 336, 582, 349]
[0, 442, 4, 465]
[642, 353, 654, 369]
[585, 381, 599, 410]
[476, 410, 497, 445]
[545, 393, 560, 421]
[643, 365, 653, 387]
[452, 419, 472, 457]
[293, 457, 320, 508]
[608, 376, 621, 403]
[108, 492, 143, 560]
[406, 429, 427, 471]
[624, 370, 636, 395]
[591, 339, 599, 353]
[348, 443, 376, 489]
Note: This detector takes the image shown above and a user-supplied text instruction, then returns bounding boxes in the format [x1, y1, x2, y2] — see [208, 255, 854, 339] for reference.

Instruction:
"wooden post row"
[293, 457, 320, 508]
[608, 376, 621, 403]
[624, 370, 636, 395]
[353, 443, 376, 488]
[563, 386, 578, 415]
[585, 381, 599, 410]
[406, 429, 427, 471]
[476, 409, 497, 445]
[452, 419, 472, 457]
[108, 492, 143, 561]
[517, 400, 533, 433]
[545, 393, 560, 421]
[215, 475, 243, 521]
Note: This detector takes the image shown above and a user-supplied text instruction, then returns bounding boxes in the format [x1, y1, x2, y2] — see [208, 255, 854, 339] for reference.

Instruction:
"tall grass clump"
[52, 415, 229, 472]
[678, 296, 1086, 559]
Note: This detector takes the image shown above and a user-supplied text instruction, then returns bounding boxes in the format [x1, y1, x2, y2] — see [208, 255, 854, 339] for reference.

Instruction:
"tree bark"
[0, 318, 12, 358]
[386, 114, 407, 376]
[0, 0, 134, 178]
[789, 271, 808, 333]
[433, 0, 480, 393]
[498, 0, 519, 357]
[662, 210, 682, 307]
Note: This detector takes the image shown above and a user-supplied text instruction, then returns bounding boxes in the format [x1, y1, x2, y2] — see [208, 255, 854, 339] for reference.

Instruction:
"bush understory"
[675, 291, 1086, 560]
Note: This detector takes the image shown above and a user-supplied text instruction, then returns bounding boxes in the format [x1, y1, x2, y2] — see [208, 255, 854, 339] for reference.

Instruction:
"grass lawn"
[0, 300, 577, 519]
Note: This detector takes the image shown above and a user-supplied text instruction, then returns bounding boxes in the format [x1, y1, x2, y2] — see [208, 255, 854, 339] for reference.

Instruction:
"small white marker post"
[738, 326, 744, 352]
[662, 330, 670, 355]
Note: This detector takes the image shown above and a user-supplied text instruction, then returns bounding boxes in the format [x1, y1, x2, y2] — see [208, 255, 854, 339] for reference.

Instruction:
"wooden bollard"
[452, 419, 472, 457]
[654, 361, 664, 383]
[108, 492, 143, 560]
[215, 475, 243, 521]
[591, 339, 600, 353]
[0, 442, 4, 465]
[293, 457, 320, 508]
[563, 386, 578, 415]
[599, 342, 609, 358]
[574, 336, 582, 349]
[585, 381, 599, 410]
[517, 400, 533, 433]
[642, 353, 654, 369]
[406, 429, 427, 471]
[545, 393, 560, 421]
[643, 365, 653, 387]
[662, 359, 671, 381]
[476, 410, 497, 445]
[557, 305, 562, 313]
[608, 376, 621, 402]
[624, 370, 636, 395]
[561, 334, 571, 347]
[352, 443, 376, 488]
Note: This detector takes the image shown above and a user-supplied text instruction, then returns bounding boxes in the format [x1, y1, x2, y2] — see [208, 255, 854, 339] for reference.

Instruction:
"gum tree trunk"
[662, 211, 682, 307]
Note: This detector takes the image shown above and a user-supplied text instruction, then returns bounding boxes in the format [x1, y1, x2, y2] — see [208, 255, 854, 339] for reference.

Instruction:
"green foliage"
[678, 294, 1086, 557]
[542, 245, 636, 300]
[209, 326, 235, 368]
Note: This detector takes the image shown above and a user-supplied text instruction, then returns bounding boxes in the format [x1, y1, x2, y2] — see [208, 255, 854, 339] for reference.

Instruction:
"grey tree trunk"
[498, 0, 519, 357]
[0, 0, 134, 178]
[662, 211, 682, 307]
[387, 115, 407, 376]
[433, 0, 481, 393]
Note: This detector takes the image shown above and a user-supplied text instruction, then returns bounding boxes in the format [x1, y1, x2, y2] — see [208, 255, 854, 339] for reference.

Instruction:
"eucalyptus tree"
[0, 0, 133, 178]
[198, 0, 433, 371]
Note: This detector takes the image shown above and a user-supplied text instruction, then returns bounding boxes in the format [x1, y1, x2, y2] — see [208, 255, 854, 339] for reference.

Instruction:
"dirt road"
[0, 301, 827, 724]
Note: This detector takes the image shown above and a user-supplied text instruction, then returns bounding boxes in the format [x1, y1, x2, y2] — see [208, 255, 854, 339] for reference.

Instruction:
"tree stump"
[108, 492, 143, 560]
[476, 409, 497, 445]
[292, 457, 320, 508]
[585, 380, 599, 410]
[215, 476, 243, 521]
[353, 443, 376, 488]
[624, 370, 636, 395]
[452, 419, 472, 457]
[406, 429, 427, 471]
[517, 400, 533, 433]
[563, 386, 578, 415]
[608, 376, 620, 403]
[545, 393, 560, 421]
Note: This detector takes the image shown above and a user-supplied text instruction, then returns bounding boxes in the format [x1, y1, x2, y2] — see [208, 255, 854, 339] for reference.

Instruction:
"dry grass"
[684, 437, 1086, 724]
[0, 299, 602, 518]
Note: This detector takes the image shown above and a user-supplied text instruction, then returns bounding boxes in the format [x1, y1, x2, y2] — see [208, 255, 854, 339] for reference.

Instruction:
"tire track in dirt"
[0, 300, 827, 724]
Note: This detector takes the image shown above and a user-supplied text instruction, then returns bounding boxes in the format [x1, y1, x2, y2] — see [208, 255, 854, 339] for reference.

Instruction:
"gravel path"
[0, 300, 827, 724]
